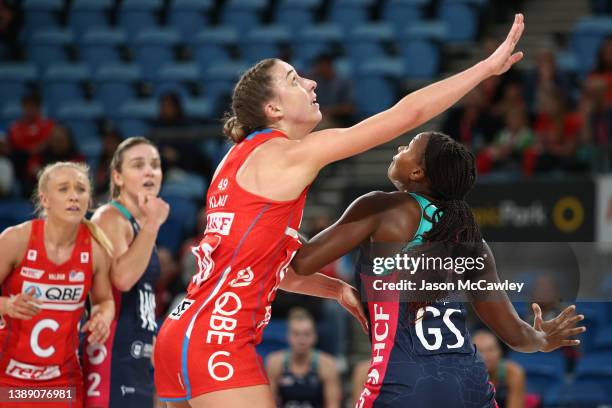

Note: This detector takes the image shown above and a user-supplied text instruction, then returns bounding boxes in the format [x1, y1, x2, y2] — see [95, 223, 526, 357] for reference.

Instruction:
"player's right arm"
[471, 243, 586, 352]
[0, 222, 42, 319]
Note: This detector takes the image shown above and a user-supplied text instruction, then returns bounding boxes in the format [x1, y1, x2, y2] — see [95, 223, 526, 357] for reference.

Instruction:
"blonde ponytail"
[83, 219, 114, 258]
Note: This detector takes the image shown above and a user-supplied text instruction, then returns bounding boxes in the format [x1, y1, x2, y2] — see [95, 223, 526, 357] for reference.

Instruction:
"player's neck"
[291, 350, 312, 365]
[116, 194, 143, 221]
[44, 217, 79, 248]
[270, 121, 313, 140]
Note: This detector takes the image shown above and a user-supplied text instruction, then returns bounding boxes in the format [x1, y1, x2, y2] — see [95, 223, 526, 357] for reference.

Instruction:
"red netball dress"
[155, 129, 308, 401]
[0, 219, 94, 407]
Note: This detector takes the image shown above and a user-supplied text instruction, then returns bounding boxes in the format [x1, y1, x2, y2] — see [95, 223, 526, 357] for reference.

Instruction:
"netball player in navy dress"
[292, 132, 586, 408]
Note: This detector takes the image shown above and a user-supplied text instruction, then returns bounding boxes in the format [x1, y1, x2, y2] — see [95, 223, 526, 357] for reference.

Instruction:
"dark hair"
[22, 93, 41, 107]
[422, 132, 482, 243]
[160, 91, 184, 119]
[223, 58, 278, 143]
[109, 136, 157, 198]
[593, 36, 612, 74]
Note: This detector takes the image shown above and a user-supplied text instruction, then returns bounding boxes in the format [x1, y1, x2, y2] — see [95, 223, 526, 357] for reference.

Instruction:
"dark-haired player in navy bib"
[292, 132, 585, 408]
[83, 137, 169, 407]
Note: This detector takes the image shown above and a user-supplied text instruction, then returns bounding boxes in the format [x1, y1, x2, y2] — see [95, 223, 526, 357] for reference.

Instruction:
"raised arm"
[290, 14, 525, 171]
[93, 195, 169, 292]
[471, 243, 585, 352]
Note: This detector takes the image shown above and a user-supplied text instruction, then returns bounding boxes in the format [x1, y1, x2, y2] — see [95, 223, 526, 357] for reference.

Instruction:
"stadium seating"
[0, 64, 38, 106]
[0, 200, 35, 232]
[154, 62, 201, 99]
[80, 28, 127, 68]
[438, 0, 482, 43]
[158, 194, 198, 254]
[133, 28, 181, 81]
[221, 0, 267, 32]
[23, 0, 63, 37]
[345, 22, 394, 61]
[275, 0, 321, 27]
[119, 0, 163, 39]
[168, 0, 213, 41]
[242, 25, 291, 64]
[202, 61, 250, 106]
[571, 16, 612, 75]
[328, 0, 373, 30]
[27, 28, 73, 70]
[42, 63, 90, 115]
[94, 63, 141, 117]
[507, 351, 565, 397]
[354, 57, 404, 117]
[192, 26, 238, 71]
[256, 319, 289, 359]
[382, 0, 427, 31]
[294, 23, 344, 65]
[399, 22, 446, 78]
[116, 99, 158, 138]
[68, 0, 113, 36]
[56, 101, 105, 166]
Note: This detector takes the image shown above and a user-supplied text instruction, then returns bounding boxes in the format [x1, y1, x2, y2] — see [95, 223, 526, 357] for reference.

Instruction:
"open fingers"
[560, 339, 581, 347]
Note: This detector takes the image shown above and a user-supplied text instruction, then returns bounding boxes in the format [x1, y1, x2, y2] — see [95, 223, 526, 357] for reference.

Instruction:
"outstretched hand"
[338, 284, 369, 334]
[485, 13, 525, 76]
[532, 303, 586, 352]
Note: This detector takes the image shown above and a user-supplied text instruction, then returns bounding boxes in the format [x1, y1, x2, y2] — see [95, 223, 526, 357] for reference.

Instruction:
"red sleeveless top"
[186, 128, 308, 343]
[0, 219, 93, 384]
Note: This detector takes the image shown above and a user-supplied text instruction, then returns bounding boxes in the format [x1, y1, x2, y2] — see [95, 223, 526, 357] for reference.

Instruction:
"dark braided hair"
[422, 132, 482, 243]
[223, 58, 278, 143]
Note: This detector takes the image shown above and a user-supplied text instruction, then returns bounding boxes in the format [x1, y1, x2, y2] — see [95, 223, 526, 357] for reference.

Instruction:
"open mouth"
[311, 95, 318, 105]
[143, 181, 155, 188]
[66, 206, 80, 212]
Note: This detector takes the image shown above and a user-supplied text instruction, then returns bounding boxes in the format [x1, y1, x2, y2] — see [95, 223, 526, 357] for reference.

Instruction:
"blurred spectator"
[25, 124, 85, 196]
[578, 77, 612, 171]
[0, 130, 15, 197]
[493, 82, 528, 121]
[532, 87, 587, 173]
[26, 124, 85, 183]
[8, 94, 55, 195]
[442, 86, 501, 153]
[479, 36, 523, 106]
[149, 92, 213, 180]
[589, 36, 612, 106]
[0, 0, 20, 59]
[479, 107, 535, 175]
[309, 53, 355, 129]
[472, 330, 529, 408]
[266, 308, 341, 408]
[525, 46, 572, 114]
[94, 127, 123, 201]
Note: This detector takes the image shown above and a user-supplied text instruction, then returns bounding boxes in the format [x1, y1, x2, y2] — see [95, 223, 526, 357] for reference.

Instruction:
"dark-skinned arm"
[471, 243, 585, 352]
[291, 192, 398, 275]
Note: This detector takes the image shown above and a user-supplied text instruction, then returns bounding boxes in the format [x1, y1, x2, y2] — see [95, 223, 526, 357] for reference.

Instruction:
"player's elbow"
[291, 254, 317, 276]
[111, 271, 135, 292]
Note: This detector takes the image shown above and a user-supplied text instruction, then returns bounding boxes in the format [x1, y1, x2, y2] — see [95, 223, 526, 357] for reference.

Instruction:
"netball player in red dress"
[0, 162, 115, 407]
[154, 14, 526, 408]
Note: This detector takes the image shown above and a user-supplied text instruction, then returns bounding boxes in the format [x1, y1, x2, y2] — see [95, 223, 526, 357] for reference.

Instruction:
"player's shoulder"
[92, 203, 130, 226]
[317, 351, 338, 370]
[265, 350, 286, 368]
[0, 220, 33, 243]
